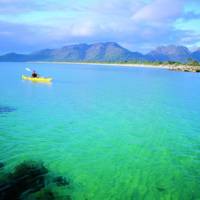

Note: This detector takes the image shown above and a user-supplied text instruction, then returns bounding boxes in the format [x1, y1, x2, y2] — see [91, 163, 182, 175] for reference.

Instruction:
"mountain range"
[0, 42, 200, 63]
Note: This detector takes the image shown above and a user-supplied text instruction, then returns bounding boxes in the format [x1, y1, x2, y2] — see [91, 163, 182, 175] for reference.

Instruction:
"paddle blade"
[25, 67, 32, 72]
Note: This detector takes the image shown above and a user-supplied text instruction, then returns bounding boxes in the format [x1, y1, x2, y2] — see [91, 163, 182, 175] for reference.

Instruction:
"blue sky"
[0, 0, 200, 53]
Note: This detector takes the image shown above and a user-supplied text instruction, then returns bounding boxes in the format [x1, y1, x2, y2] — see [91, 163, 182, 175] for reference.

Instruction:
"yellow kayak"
[22, 75, 52, 83]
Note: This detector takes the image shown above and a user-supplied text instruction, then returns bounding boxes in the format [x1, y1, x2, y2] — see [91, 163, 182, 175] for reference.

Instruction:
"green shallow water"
[0, 62, 200, 199]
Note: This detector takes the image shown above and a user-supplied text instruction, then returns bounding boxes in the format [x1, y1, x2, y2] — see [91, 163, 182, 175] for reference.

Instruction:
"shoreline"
[29, 61, 200, 72]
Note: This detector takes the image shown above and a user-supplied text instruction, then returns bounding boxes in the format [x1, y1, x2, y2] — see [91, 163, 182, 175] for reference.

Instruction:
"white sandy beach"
[30, 61, 171, 69]
[30, 61, 200, 72]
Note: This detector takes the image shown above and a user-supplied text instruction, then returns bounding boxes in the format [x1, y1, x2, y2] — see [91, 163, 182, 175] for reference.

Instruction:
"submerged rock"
[0, 105, 16, 114]
[0, 160, 71, 200]
[0, 162, 4, 170]
[157, 187, 166, 192]
[0, 161, 48, 200]
[66, 195, 72, 200]
[30, 188, 55, 200]
[53, 176, 70, 187]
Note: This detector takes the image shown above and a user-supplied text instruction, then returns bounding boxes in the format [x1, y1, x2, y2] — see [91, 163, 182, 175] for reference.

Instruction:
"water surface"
[0, 62, 200, 199]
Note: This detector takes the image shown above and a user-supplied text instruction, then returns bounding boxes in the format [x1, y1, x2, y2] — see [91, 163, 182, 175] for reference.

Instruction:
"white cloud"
[132, 0, 186, 24]
[0, 0, 199, 53]
[70, 22, 95, 37]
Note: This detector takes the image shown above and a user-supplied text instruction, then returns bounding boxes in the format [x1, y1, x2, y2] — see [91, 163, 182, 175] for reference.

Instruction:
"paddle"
[25, 67, 41, 78]
[25, 67, 32, 72]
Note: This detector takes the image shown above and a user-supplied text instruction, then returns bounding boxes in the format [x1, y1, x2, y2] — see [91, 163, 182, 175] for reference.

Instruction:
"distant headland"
[0, 42, 200, 72]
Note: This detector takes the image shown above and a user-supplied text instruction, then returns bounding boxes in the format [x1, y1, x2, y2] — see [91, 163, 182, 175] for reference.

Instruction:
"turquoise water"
[0, 62, 200, 199]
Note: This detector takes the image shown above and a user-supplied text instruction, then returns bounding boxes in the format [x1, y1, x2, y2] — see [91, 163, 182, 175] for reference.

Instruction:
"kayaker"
[32, 70, 38, 78]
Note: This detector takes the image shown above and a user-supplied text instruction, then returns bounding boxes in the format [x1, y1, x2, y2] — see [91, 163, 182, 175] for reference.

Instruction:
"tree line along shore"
[33, 59, 200, 72]
[67, 59, 200, 72]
